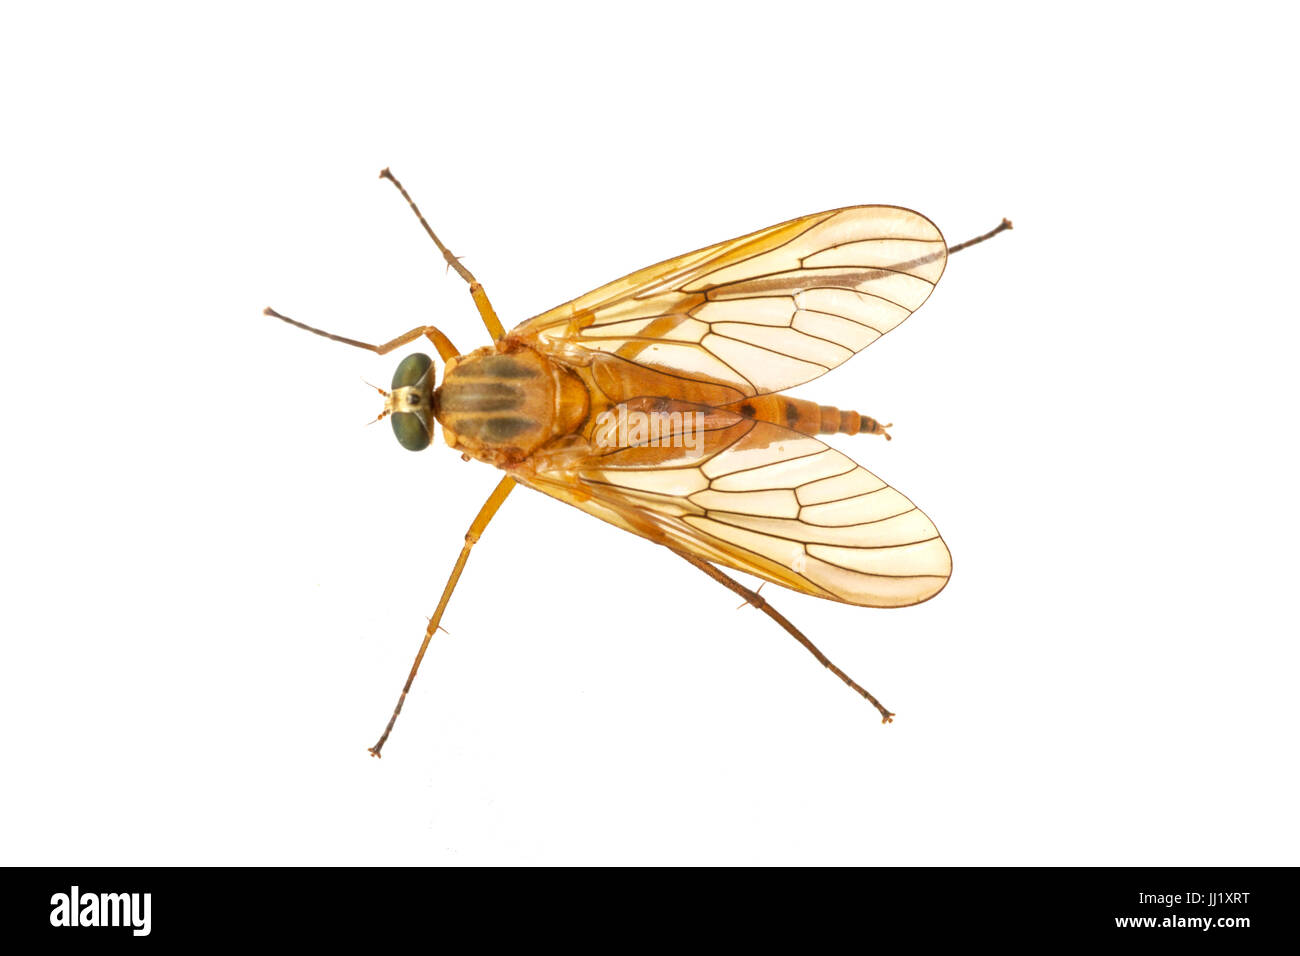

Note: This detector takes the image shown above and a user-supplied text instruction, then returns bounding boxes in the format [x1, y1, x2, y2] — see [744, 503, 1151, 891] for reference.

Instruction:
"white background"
[2, 2, 1296, 866]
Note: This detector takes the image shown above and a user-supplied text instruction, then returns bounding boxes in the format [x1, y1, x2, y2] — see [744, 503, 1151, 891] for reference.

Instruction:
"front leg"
[262, 307, 461, 362]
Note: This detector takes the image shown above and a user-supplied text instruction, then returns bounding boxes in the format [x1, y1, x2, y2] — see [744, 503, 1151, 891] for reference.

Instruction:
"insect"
[265, 169, 1011, 756]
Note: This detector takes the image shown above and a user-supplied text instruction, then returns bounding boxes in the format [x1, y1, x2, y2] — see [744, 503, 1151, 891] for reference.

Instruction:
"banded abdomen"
[575, 354, 889, 441]
[721, 394, 892, 440]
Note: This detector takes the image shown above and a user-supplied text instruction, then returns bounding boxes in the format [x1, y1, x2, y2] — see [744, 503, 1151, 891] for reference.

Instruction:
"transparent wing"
[509, 206, 947, 397]
[517, 412, 950, 608]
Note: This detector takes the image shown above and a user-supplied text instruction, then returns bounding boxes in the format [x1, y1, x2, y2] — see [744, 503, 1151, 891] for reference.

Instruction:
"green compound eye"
[391, 411, 431, 451]
[392, 352, 433, 389]
[388, 353, 435, 451]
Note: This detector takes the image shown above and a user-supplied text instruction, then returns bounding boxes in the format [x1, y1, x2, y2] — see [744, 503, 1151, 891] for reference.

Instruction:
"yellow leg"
[263, 307, 461, 362]
[672, 549, 895, 723]
[379, 167, 506, 342]
[369, 475, 517, 757]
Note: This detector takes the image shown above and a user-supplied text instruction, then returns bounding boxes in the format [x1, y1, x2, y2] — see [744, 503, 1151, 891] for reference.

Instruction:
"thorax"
[435, 342, 588, 467]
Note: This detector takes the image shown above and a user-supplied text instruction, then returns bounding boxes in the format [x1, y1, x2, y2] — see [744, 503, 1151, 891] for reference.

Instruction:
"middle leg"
[380, 167, 506, 342]
[369, 474, 518, 757]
